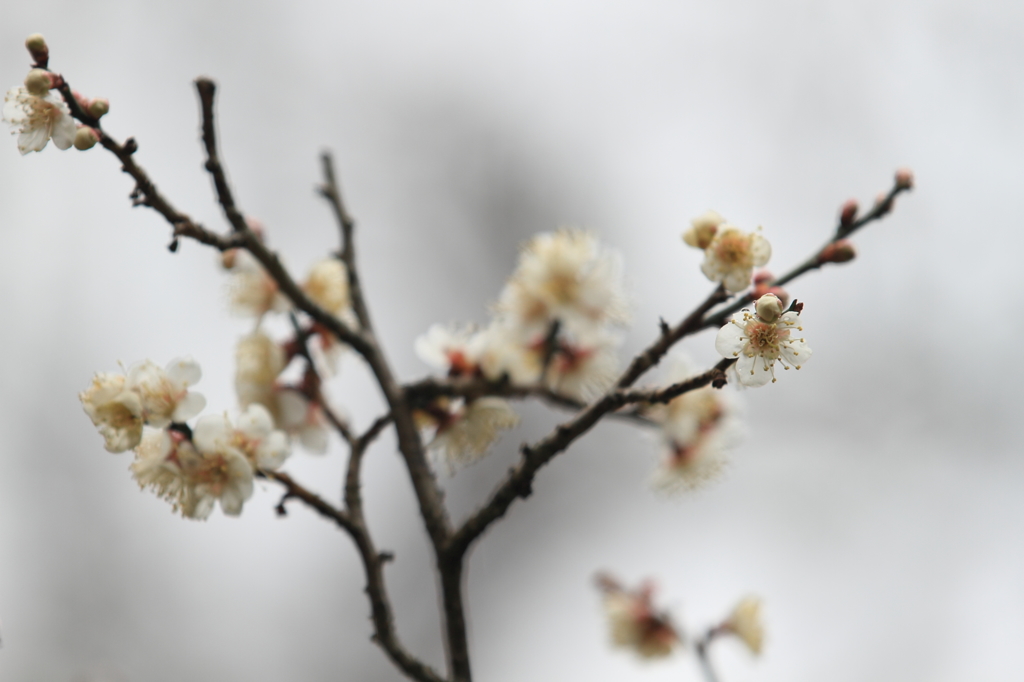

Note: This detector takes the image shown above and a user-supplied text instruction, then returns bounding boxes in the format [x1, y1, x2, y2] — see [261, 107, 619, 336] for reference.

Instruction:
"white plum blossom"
[302, 258, 352, 319]
[595, 574, 680, 660]
[80, 372, 144, 453]
[194, 405, 290, 471]
[235, 331, 286, 410]
[276, 389, 329, 454]
[425, 397, 520, 472]
[646, 355, 741, 492]
[414, 323, 486, 377]
[126, 358, 206, 427]
[715, 294, 811, 387]
[130, 426, 253, 519]
[498, 228, 628, 334]
[721, 596, 765, 656]
[682, 209, 726, 250]
[700, 225, 771, 293]
[3, 73, 76, 155]
[225, 250, 290, 319]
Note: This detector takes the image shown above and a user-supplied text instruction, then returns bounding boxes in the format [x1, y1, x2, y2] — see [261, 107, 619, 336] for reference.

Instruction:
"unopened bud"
[753, 270, 773, 285]
[817, 239, 857, 265]
[24, 69, 51, 96]
[755, 293, 784, 323]
[73, 126, 99, 150]
[839, 199, 858, 228]
[895, 167, 914, 190]
[87, 98, 109, 118]
[25, 34, 48, 66]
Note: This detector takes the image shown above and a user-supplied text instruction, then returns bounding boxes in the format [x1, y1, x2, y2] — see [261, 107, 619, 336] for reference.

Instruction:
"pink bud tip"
[817, 240, 857, 265]
[895, 167, 914, 190]
[839, 199, 858, 227]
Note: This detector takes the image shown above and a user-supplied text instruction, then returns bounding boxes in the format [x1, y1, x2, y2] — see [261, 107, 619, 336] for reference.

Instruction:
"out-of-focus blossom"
[700, 225, 771, 293]
[80, 372, 144, 453]
[225, 250, 290, 319]
[595, 574, 680, 659]
[715, 294, 811, 387]
[415, 323, 485, 377]
[682, 210, 726, 250]
[3, 73, 76, 154]
[276, 389, 329, 454]
[646, 355, 741, 492]
[721, 596, 764, 655]
[302, 258, 352, 319]
[425, 397, 519, 472]
[235, 331, 286, 410]
[498, 228, 628, 334]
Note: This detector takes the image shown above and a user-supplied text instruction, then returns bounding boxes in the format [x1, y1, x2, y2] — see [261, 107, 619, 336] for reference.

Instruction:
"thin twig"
[287, 312, 357, 447]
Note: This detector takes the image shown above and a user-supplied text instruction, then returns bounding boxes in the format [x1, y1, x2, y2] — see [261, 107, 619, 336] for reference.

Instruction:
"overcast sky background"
[1, 2, 1022, 681]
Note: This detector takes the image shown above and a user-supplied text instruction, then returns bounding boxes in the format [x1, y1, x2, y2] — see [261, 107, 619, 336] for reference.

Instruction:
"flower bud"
[755, 293, 784, 323]
[73, 126, 100, 150]
[221, 248, 239, 270]
[753, 270, 773, 285]
[87, 98, 109, 118]
[817, 239, 857, 265]
[25, 34, 49, 66]
[839, 199, 858, 228]
[24, 69, 51, 96]
[895, 167, 914, 190]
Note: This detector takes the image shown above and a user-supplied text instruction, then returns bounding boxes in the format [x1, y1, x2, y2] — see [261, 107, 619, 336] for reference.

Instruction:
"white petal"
[256, 431, 290, 469]
[737, 355, 773, 387]
[723, 268, 752, 294]
[238, 403, 274, 437]
[192, 413, 231, 453]
[18, 126, 48, 154]
[781, 338, 812, 367]
[750, 234, 771, 266]
[166, 357, 202, 386]
[715, 320, 747, 357]
[171, 391, 206, 422]
[50, 114, 76, 150]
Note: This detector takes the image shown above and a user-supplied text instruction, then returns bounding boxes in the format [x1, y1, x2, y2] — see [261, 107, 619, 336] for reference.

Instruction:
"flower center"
[714, 233, 751, 267]
[744, 320, 783, 359]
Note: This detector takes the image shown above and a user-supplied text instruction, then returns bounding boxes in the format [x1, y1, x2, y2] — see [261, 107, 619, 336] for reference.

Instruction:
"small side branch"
[195, 78, 248, 233]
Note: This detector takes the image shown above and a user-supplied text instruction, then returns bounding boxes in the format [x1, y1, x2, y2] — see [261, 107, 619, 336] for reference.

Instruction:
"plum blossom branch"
[264, 470, 444, 682]
[195, 78, 247, 234]
[698, 173, 913, 332]
[448, 359, 734, 555]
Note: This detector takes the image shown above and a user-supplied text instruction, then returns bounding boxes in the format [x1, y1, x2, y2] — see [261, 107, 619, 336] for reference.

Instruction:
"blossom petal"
[166, 357, 202, 386]
[299, 425, 329, 454]
[192, 413, 230, 453]
[781, 338, 812, 367]
[238, 403, 274, 438]
[715, 320, 748, 357]
[750, 234, 771, 266]
[50, 115, 76, 150]
[738, 355, 773, 387]
[171, 391, 206, 422]
[18, 126, 48, 154]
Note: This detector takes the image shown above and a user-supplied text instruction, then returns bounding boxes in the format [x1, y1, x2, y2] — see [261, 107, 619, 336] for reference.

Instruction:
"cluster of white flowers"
[683, 210, 771, 293]
[81, 358, 292, 519]
[645, 355, 742, 492]
[595, 575, 680, 660]
[715, 293, 812, 387]
[413, 229, 629, 471]
[129, 404, 289, 519]
[80, 358, 206, 453]
[222, 246, 356, 452]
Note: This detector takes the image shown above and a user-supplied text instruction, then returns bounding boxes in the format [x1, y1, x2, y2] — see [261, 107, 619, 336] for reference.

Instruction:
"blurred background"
[1, 1, 1022, 681]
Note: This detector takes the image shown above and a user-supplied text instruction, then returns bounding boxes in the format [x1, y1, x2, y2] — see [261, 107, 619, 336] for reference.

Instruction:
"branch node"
[378, 551, 395, 564]
[122, 137, 138, 155]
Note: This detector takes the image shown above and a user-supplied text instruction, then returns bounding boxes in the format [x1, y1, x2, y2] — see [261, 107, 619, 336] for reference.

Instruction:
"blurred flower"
[226, 250, 290, 319]
[646, 355, 741, 492]
[595, 574, 680, 659]
[682, 210, 726, 250]
[415, 323, 485, 377]
[498, 228, 628, 334]
[715, 294, 811, 387]
[235, 331, 286, 410]
[194, 404, 290, 471]
[721, 596, 764, 656]
[423, 397, 519, 472]
[302, 258, 351, 319]
[80, 372, 144, 453]
[700, 225, 771, 293]
[276, 389, 329, 454]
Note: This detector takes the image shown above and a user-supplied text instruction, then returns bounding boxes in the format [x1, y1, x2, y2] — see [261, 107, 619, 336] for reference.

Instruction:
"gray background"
[1, 1, 1022, 681]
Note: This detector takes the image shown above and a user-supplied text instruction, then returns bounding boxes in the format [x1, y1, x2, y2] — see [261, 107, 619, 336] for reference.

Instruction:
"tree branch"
[264, 470, 445, 682]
